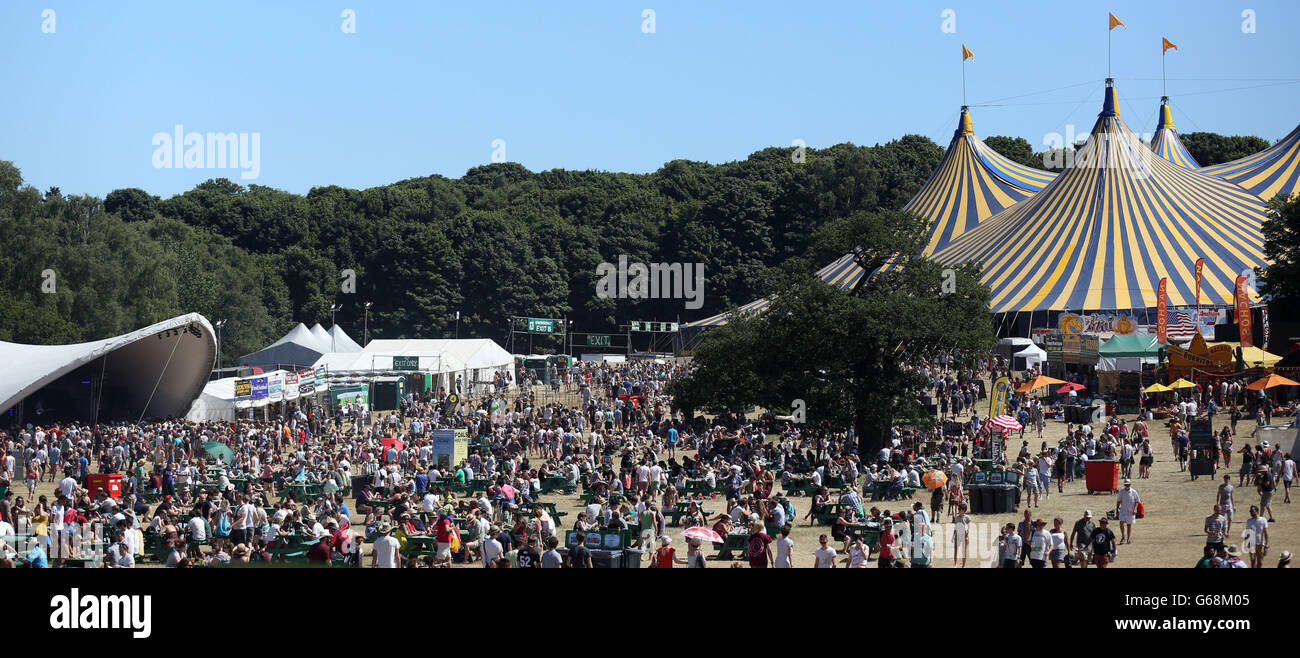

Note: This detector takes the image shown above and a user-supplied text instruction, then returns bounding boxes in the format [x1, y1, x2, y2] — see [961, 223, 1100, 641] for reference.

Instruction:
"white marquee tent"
[311, 338, 513, 395]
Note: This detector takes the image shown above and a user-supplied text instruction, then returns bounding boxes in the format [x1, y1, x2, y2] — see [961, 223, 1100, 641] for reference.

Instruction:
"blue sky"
[2, 0, 1297, 198]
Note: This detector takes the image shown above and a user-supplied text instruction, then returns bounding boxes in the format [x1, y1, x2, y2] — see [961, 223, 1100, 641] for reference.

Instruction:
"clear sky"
[2, 0, 1297, 198]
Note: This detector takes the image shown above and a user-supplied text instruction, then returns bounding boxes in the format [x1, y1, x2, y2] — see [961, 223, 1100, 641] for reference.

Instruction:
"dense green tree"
[1259, 194, 1300, 318]
[1182, 132, 1271, 167]
[983, 135, 1042, 169]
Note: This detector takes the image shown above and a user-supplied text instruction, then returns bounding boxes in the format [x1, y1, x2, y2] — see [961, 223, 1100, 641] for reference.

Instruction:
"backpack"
[1135, 501, 1146, 519]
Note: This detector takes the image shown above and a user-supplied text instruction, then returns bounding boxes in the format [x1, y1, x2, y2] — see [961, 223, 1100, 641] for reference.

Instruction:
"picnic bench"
[536, 502, 568, 521]
[712, 531, 750, 559]
[782, 479, 819, 497]
[665, 501, 715, 527]
[539, 476, 574, 495]
[867, 481, 917, 501]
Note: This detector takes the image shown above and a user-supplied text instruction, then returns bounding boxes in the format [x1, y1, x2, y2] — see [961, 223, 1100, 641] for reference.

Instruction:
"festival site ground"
[8, 368, 1292, 569]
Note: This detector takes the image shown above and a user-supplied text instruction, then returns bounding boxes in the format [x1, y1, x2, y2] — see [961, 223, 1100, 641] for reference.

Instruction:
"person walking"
[1217, 475, 1236, 534]
[1257, 465, 1277, 523]
[1245, 505, 1269, 569]
[1115, 479, 1140, 545]
[1069, 510, 1095, 569]
[1090, 517, 1117, 568]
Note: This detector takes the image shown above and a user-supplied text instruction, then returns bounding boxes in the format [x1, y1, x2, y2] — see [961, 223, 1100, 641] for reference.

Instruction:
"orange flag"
[1236, 275, 1253, 348]
[1162, 37, 1178, 53]
[1109, 13, 1126, 30]
[1156, 278, 1168, 344]
[962, 44, 974, 61]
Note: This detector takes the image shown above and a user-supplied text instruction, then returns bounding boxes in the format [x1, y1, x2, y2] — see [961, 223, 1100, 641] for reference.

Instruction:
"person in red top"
[306, 537, 331, 564]
[878, 520, 896, 568]
[746, 521, 773, 568]
[653, 535, 684, 567]
[434, 514, 456, 566]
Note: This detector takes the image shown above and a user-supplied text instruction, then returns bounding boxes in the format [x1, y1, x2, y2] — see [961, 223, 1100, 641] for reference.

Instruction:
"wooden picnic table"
[713, 531, 750, 558]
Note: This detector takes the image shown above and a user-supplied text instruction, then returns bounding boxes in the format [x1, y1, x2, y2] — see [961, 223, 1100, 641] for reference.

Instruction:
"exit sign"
[587, 334, 611, 347]
[527, 318, 555, 334]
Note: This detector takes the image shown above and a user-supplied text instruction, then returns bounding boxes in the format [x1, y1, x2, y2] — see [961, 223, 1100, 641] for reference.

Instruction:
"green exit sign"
[587, 334, 611, 347]
[527, 318, 555, 334]
[632, 321, 679, 332]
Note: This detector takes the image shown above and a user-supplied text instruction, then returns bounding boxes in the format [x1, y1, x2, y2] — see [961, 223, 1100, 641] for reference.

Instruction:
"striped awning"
[1201, 123, 1300, 201]
[1150, 97, 1200, 169]
[932, 80, 1269, 314]
[906, 107, 1056, 256]
[684, 107, 1054, 329]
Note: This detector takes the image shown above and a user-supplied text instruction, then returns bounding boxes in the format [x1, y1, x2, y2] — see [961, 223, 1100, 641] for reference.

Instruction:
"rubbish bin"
[620, 548, 645, 568]
[998, 484, 1018, 513]
[969, 484, 984, 514]
[1085, 460, 1120, 493]
[589, 549, 619, 568]
[980, 485, 996, 515]
[85, 474, 123, 500]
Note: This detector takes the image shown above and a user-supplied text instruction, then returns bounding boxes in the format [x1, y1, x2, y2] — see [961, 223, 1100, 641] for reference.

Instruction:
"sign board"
[587, 334, 611, 347]
[1189, 419, 1216, 450]
[631, 321, 679, 332]
[392, 356, 419, 370]
[433, 428, 470, 469]
[314, 366, 326, 385]
[234, 379, 252, 397]
[989, 376, 1011, 418]
[251, 377, 268, 399]
[330, 385, 368, 413]
[527, 318, 555, 334]
[268, 374, 283, 400]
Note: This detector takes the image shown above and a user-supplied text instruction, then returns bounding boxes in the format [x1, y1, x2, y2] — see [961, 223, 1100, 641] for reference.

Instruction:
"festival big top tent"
[1149, 97, 1199, 169]
[906, 107, 1057, 256]
[1201, 123, 1300, 201]
[683, 107, 1055, 329]
[932, 80, 1270, 317]
[0, 313, 216, 422]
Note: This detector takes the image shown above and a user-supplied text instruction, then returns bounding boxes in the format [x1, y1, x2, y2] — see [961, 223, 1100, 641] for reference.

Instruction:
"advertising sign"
[234, 379, 252, 397]
[251, 377, 268, 399]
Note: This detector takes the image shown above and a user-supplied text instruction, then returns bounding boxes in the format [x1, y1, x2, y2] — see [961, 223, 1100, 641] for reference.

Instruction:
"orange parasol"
[1015, 375, 1067, 393]
[1246, 374, 1300, 391]
[922, 470, 948, 489]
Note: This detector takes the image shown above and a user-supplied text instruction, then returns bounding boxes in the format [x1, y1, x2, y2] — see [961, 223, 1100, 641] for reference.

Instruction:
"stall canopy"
[1097, 333, 1162, 372]
[1014, 344, 1046, 370]
[0, 313, 216, 422]
[1205, 342, 1283, 367]
[311, 338, 514, 395]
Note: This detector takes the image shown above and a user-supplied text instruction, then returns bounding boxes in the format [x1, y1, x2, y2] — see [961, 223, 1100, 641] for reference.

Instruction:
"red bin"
[1084, 460, 1119, 494]
[85, 474, 123, 500]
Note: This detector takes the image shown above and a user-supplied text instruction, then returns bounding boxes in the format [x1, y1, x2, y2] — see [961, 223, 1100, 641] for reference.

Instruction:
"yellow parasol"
[1141, 383, 1171, 394]
[1168, 378, 1196, 389]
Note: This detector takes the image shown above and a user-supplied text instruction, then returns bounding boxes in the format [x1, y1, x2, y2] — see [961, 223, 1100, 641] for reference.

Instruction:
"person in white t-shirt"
[1245, 505, 1269, 568]
[774, 527, 794, 568]
[814, 534, 838, 568]
[370, 523, 400, 568]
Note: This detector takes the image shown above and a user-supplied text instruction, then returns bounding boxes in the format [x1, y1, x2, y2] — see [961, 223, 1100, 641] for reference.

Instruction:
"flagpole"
[1162, 49, 1166, 97]
[962, 59, 966, 106]
[1108, 22, 1111, 79]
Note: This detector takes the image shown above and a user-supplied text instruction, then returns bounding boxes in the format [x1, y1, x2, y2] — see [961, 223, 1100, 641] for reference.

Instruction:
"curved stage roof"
[0, 313, 217, 422]
[932, 80, 1269, 314]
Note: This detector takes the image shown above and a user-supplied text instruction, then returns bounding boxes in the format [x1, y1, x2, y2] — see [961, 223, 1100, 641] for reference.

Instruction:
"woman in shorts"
[1049, 517, 1068, 567]
[1138, 439, 1154, 479]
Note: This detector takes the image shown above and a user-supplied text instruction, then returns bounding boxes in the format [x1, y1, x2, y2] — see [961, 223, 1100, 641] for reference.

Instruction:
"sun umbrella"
[922, 470, 948, 489]
[1015, 375, 1068, 393]
[380, 438, 406, 452]
[1246, 374, 1300, 390]
[990, 415, 1023, 432]
[1168, 378, 1197, 389]
[682, 526, 725, 543]
[1141, 383, 1171, 394]
[1056, 382, 1087, 394]
[203, 441, 234, 464]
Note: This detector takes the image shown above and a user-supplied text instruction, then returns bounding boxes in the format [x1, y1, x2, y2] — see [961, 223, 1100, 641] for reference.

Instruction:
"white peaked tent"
[309, 324, 332, 350]
[239, 323, 331, 370]
[0, 313, 216, 421]
[1014, 344, 1047, 370]
[186, 377, 239, 422]
[327, 325, 364, 352]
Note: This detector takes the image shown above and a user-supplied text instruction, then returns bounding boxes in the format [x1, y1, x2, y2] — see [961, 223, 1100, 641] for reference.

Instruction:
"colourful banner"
[1156, 278, 1168, 344]
[1236, 275, 1253, 348]
[251, 376, 268, 399]
[989, 376, 1011, 419]
[1058, 312, 1136, 335]
[1262, 306, 1270, 349]
[234, 379, 252, 397]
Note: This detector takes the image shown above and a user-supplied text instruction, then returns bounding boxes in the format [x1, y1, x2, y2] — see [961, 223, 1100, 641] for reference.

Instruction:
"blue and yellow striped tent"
[932, 80, 1269, 314]
[906, 107, 1056, 256]
[683, 107, 1055, 328]
[1201, 123, 1300, 201]
[1149, 97, 1199, 169]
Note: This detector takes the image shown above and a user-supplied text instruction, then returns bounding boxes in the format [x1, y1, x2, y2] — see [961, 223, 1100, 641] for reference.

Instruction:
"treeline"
[0, 127, 1270, 362]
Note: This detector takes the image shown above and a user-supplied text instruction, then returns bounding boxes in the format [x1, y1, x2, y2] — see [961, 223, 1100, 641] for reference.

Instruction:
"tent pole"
[139, 332, 184, 423]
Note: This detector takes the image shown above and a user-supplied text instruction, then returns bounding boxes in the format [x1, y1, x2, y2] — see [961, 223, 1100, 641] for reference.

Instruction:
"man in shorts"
[1217, 475, 1235, 533]
[1204, 504, 1227, 552]
[1257, 466, 1277, 522]
[1070, 510, 1095, 568]
[1090, 517, 1116, 568]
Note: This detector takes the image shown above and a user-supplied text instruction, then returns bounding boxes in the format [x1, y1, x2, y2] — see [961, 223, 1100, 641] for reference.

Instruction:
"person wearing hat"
[1070, 510, 1095, 568]
[1114, 479, 1140, 545]
[1222, 544, 1249, 568]
[1256, 464, 1277, 523]
[1277, 549, 1292, 568]
[370, 522, 400, 568]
